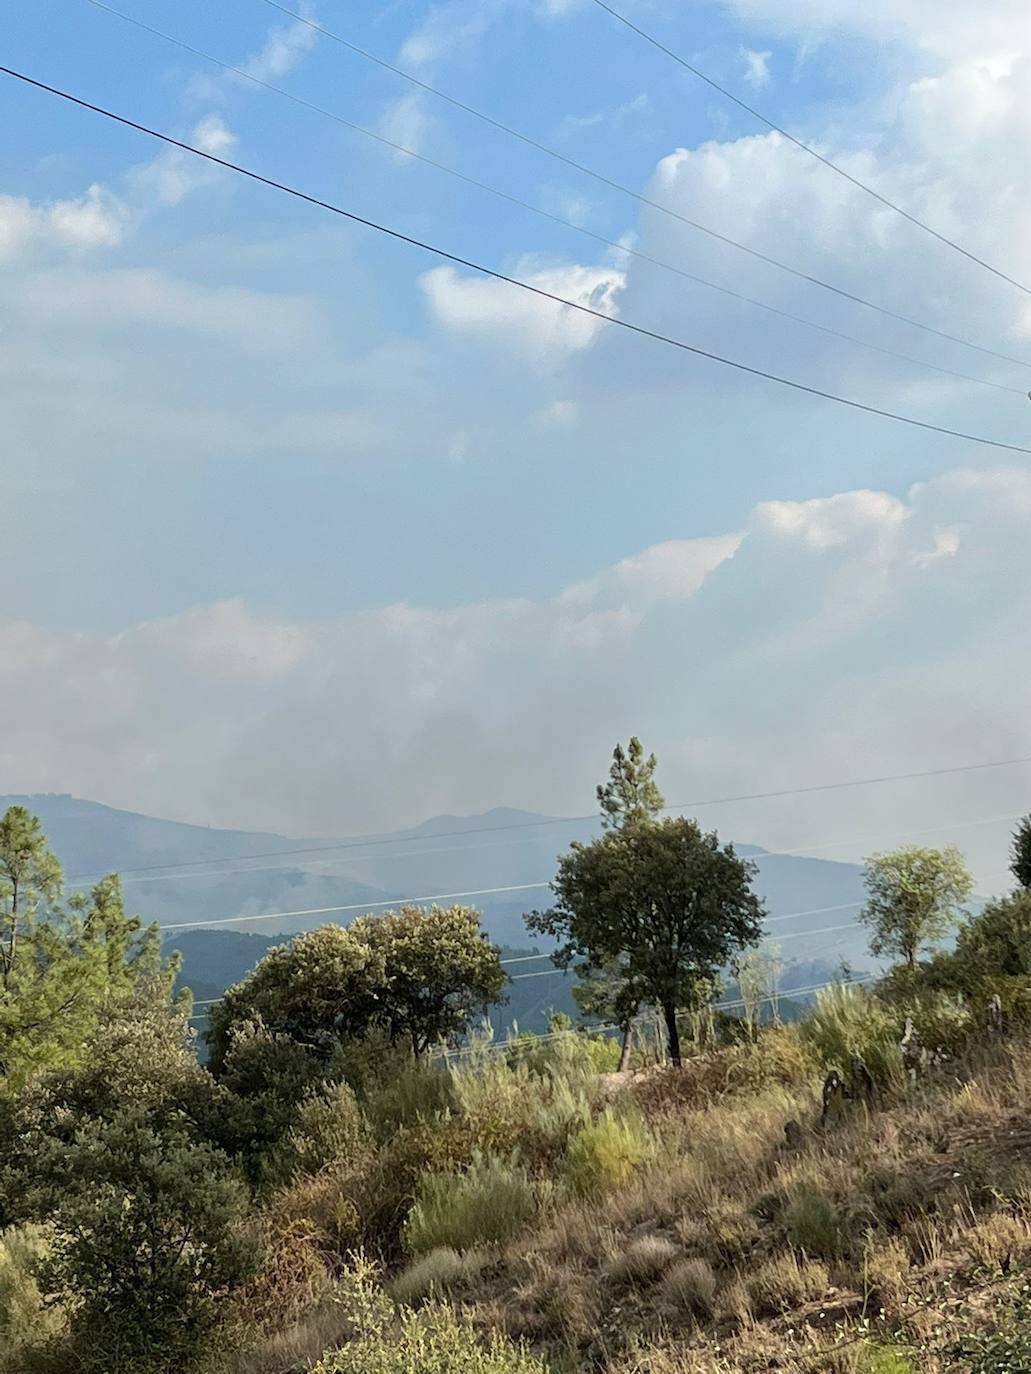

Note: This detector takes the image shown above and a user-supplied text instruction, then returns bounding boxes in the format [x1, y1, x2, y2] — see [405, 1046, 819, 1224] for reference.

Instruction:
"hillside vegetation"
[2, 763, 1031, 1373]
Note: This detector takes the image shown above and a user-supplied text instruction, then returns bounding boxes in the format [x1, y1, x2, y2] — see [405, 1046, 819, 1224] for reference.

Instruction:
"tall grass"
[402, 1153, 536, 1254]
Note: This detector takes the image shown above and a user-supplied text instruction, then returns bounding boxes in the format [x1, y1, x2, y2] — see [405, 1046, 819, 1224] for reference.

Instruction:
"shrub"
[784, 1186, 840, 1257]
[402, 1153, 536, 1254]
[801, 984, 904, 1089]
[311, 1257, 548, 1374]
[659, 1257, 717, 1319]
[745, 1251, 829, 1316]
[389, 1247, 488, 1306]
[0, 1224, 62, 1369]
[564, 1109, 654, 1197]
[360, 1056, 458, 1146]
[32, 1109, 256, 1374]
[281, 1081, 370, 1178]
[605, 1234, 678, 1286]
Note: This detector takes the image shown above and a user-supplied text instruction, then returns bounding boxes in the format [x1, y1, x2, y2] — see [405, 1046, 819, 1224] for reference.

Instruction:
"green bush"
[32, 1109, 256, 1374]
[784, 1186, 840, 1257]
[281, 1080, 370, 1178]
[563, 1108, 654, 1197]
[312, 1258, 547, 1374]
[800, 984, 904, 1089]
[361, 1055, 458, 1145]
[402, 1153, 536, 1254]
[0, 1224, 61, 1371]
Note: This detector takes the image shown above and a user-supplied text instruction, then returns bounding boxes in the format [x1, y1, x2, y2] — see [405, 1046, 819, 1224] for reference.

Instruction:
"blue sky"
[2, 0, 1030, 878]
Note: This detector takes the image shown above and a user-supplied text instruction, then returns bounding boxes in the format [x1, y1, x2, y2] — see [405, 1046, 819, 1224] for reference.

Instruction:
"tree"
[597, 736, 665, 830]
[0, 806, 62, 993]
[351, 905, 507, 1055]
[1012, 816, 1031, 890]
[938, 889, 1031, 992]
[574, 739, 667, 1068]
[31, 1109, 254, 1374]
[859, 845, 973, 970]
[208, 906, 506, 1067]
[571, 956, 645, 1071]
[528, 817, 764, 1066]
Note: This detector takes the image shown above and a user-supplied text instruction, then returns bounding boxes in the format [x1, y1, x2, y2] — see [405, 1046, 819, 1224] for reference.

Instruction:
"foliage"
[0, 1223, 61, 1367]
[949, 890, 1031, 990]
[949, 1288, 1031, 1373]
[31, 1108, 255, 1373]
[563, 1108, 654, 1197]
[597, 735, 665, 830]
[359, 1053, 459, 1145]
[209, 908, 506, 1069]
[350, 905, 507, 1055]
[801, 983, 904, 1088]
[860, 845, 973, 969]
[744, 1251, 829, 1315]
[783, 1186, 840, 1257]
[402, 1152, 536, 1254]
[0, 806, 62, 995]
[1011, 816, 1031, 891]
[312, 1257, 547, 1374]
[529, 814, 764, 1066]
[389, 1246, 487, 1306]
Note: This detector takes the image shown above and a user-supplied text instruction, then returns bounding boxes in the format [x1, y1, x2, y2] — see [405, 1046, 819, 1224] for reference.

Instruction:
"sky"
[2, 0, 1031, 884]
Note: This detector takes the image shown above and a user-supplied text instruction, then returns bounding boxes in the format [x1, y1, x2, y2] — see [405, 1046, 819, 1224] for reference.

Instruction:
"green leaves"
[860, 846, 974, 970]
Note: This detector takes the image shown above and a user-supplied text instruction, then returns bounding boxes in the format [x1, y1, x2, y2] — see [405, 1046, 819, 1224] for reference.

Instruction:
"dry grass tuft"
[659, 1257, 717, 1319]
[745, 1250, 829, 1316]
[605, 1233, 678, 1286]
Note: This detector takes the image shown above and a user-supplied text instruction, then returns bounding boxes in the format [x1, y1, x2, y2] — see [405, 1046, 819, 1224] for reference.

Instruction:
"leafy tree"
[528, 817, 764, 1066]
[1012, 815, 1031, 890]
[351, 905, 507, 1055]
[31, 1108, 254, 1374]
[0, 806, 62, 993]
[859, 845, 973, 970]
[597, 736, 665, 830]
[209, 907, 506, 1067]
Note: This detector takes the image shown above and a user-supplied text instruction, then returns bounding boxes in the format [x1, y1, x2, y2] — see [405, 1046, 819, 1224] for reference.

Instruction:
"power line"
[8, 69, 1029, 458]
[76, 0, 1025, 399]
[588, 0, 1031, 298]
[65, 753, 1031, 885]
[156, 807, 1020, 932]
[254, 0, 1031, 374]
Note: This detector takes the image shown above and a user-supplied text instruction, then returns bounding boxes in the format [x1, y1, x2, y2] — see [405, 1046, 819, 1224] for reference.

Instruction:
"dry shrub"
[966, 1210, 1031, 1270]
[863, 1234, 911, 1312]
[605, 1234, 678, 1286]
[402, 1153, 536, 1254]
[0, 1223, 63, 1371]
[701, 1195, 759, 1264]
[745, 1250, 829, 1315]
[659, 1257, 717, 1319]
[389, 1246, 488, 1306]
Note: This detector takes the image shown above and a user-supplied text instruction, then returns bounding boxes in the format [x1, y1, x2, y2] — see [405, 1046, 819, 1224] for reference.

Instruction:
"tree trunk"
[617, 1022, 633, 1072]
[663, 1001, 682, 1067]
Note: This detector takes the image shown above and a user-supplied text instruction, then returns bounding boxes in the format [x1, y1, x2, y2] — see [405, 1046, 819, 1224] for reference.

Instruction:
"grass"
[402, 1153, 536, 1254]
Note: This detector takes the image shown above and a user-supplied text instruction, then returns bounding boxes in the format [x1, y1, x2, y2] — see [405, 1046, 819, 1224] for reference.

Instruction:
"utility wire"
[255, 0, 1031, 373]
[588, 0, 1031, 297]
[155, 808, 1020, 932]
[64, 752, 1031, 886]
[77, 0, 1025, 398]
[9, 70, 1029, 456]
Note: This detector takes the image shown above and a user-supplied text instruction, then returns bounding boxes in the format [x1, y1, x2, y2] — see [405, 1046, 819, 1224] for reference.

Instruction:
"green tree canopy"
[208, 905, 506, 1068]
[859, 845, 973, 970]
[1012, 816, 1031, 891]
[0, 806, 62, 993]
[528, 817, 764, 1065]
[596, 736, 665, 830]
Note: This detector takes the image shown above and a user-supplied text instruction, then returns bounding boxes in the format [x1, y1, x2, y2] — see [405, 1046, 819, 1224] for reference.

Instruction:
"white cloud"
[0, 185, 125, 263]
[741, 48, 772, 88]
[420, 259, 626, 359]
[379, 92, 431, 157]
[239, 0, 319, 81]
[1, 467, 1028, 882]
[129, 116, 238, 207]
[535, 399, 580, 429]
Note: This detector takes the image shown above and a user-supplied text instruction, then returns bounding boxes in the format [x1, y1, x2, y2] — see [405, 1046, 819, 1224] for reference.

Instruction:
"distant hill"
[4, 793, 877, 1035]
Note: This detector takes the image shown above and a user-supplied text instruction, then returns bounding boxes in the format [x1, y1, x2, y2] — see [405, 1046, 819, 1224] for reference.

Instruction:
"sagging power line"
[588, 0, 1031, 297]
[78, 0, 1025, 399]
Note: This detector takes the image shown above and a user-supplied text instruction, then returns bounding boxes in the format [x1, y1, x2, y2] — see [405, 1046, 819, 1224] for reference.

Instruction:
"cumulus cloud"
[239, 0, 319, 81]
[420, 259, 626, 359]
